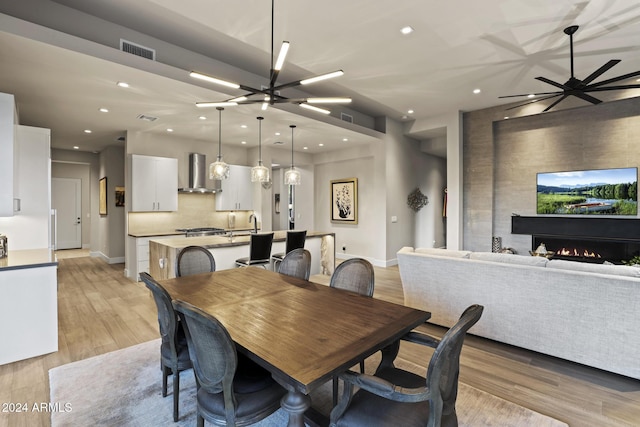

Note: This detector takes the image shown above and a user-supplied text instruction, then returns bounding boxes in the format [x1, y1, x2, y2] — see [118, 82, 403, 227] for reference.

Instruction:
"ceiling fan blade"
[571, 91, 602, 105]
[585, 84, 640, 92]
[587, 69, 640, 88]
[543, 94, 569, 112]
[499, 91, 562, 99]
[536, 76, 570, 90]
[505, 94, 561, 110]
[581, 59, 621, 85]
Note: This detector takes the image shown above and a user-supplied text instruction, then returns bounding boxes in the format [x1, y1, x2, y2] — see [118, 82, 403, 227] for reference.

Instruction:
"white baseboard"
[335, 253, 396, 268]
[90, 251, 125, 264]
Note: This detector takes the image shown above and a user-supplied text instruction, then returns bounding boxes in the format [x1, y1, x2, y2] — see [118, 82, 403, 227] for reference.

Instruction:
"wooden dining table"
[159, 267, 431, 427]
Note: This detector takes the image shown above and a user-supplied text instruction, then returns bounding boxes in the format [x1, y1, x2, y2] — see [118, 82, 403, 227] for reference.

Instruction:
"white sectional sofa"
[397, 246, 640, 379]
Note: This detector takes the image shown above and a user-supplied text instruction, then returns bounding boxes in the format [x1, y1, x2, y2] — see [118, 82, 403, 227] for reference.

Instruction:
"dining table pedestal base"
[280, 390, 311, 427]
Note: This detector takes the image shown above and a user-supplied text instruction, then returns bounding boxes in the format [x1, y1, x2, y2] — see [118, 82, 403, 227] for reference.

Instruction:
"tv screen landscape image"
[537, 167, 638, 215]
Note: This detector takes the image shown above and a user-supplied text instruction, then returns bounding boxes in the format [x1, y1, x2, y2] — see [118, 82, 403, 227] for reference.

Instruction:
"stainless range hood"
[178, 153, 221, 193]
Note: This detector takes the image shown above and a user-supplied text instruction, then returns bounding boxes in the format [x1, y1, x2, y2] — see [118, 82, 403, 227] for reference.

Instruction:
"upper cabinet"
[215, 165, 254, 211]
[0, 93, 16, 217]
[131, 154, 178, 212]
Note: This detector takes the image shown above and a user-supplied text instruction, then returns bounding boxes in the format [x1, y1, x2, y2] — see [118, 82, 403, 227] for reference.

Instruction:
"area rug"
[49, 339, 567, 426]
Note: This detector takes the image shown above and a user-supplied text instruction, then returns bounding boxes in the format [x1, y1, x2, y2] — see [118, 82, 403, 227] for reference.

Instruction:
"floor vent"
[341, 112, 354, 123]
[120, 39, 156, 60]
[137, 114, 158, 122]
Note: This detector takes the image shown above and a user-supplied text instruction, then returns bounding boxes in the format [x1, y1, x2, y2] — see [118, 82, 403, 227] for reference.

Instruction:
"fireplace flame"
[558, 247, 602, 258]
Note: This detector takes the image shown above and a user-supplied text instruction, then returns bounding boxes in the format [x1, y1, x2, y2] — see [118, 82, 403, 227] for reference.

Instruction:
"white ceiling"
[1, 0, 640, 155]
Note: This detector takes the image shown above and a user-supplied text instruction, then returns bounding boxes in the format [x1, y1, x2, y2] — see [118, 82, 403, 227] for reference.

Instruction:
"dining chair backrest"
[176, 245, 216, 277]
[173, 300, 237, 395]
[278, 248, 312, 280]
[140, 272, 180, 351]
[285, 230, 307, 254]
[249, 232, 274, 262]
[329, 257, 375, 297]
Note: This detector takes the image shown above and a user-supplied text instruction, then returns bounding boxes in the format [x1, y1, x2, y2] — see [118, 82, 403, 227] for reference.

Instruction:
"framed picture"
[115, 186, 125, 207]
[99, 177, 107, 215]
[331, 177, 358, 224]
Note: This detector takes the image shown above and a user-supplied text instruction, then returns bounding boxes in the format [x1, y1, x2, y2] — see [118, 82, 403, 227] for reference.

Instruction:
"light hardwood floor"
[1, 256, 639, 427]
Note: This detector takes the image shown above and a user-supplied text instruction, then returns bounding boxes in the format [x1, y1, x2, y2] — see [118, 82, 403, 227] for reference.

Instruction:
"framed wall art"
[331, 177, 358, 224]
[99, 177, 107, 215]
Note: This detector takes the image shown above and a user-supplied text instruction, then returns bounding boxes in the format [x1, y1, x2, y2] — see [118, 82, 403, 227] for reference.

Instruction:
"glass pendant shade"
[251, 116, 270, 182]
[210, 107, 229, 180]
[285, 124, 301, 185]
[210, 157, 230, 180]
[284, 167, 301, 185]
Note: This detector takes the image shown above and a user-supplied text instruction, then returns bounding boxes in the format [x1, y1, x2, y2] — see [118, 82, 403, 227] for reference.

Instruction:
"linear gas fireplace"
[512, 216, 640, 264]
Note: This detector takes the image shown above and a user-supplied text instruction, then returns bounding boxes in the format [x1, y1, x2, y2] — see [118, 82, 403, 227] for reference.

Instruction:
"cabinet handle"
[13, 198, 21, 212]
[157, 202, 160, 211]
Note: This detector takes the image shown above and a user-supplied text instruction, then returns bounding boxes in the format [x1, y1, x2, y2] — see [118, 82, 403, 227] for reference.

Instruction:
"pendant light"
[209, 107, 230, 180]
[284, 124, 301, 185]
[251, 116, 270, 182]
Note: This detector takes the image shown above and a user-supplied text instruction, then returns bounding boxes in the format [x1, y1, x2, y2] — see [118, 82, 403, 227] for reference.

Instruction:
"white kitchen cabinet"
[215, 165, 254, 211]
[0, 93, 16, 217]
[131, 154, 178, 212]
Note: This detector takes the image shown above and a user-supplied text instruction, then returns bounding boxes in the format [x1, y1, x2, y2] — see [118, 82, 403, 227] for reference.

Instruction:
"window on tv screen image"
[536, 167, 638, 215]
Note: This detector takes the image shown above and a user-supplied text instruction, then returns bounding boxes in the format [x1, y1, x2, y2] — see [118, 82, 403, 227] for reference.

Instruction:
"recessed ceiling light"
[199, 116, 207, 120]
[84, 129, 92, 133]
[73, 146, 79, 150]
[319, 143, 324, 147]
[166, 128, 174, 132]
[504, 116, 509, 119]
[527, 94, 535, 98]
[99, 108, 109, 113]
[240, 124, 247, 128]
[275, 132, 281, 136]
[116, 81, 129, 88]
[407, 109, 414, 114]
[241, 141, 247, 145]
[473, 89, 481, 94]
[342, 138, 348, 142]
[400, 26, 414, 35]
[303, 147, 308, 150]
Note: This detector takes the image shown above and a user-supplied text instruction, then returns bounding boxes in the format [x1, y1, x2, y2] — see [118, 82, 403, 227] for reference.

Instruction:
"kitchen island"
[0, 249, 58, 365]
[148, 231, 335, 280]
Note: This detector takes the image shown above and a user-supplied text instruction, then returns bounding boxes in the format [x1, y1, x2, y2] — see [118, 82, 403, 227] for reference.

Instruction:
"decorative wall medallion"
[407, 188, 429, 211]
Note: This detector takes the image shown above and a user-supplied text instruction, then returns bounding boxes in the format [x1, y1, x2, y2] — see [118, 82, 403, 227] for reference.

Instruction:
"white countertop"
[0, 248, 58, 271]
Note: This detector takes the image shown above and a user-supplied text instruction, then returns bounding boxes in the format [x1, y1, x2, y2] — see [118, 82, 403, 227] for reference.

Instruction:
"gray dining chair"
[175, 245, 215, 277]
[277, 248, 311, 280]
[172, 300, 287, 427]
[329, 257, 375, 405]
[140, 272, 192, 422]
[235, 232, 274, 268]
[272, 230, 307, 270]
[329, 304, 484, 427]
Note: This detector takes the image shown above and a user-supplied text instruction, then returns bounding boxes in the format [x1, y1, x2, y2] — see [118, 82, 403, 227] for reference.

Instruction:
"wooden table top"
[160, 267, 430, 394]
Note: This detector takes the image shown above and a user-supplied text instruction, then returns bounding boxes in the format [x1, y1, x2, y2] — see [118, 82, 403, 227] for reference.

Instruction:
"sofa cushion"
[414, 247, 471, 258]
[547, 259, 640, 278]
[469, 251, 549, 267]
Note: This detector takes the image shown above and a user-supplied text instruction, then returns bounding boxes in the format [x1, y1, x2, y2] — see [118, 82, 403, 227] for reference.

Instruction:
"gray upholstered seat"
[329, 305, 484, 427]
[235, 232, 274, 268]
[277, 248, 311, 280]
[329, 258, 375, 405]
[176, 245, 216, 277]
[271, 230, 307, 270]
[140, 272, 192, 422]
[172, 300, 287, 427]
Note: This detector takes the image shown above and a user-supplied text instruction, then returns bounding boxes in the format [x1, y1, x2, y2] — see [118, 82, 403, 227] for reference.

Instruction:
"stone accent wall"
[463, 96, 640, 254]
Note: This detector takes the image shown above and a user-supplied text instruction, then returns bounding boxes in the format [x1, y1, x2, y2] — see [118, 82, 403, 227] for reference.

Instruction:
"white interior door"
[52, 177, 81, 249]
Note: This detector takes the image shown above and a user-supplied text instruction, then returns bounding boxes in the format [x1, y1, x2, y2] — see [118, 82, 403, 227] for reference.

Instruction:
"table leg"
[280, 390, 311, 427]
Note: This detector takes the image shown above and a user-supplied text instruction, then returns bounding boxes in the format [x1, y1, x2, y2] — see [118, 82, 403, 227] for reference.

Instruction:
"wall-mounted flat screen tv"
[537, 167, 638, 215]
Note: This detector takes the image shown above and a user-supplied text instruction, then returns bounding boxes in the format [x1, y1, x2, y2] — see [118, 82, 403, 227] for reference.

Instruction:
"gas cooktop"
[176, 227, 226, 237]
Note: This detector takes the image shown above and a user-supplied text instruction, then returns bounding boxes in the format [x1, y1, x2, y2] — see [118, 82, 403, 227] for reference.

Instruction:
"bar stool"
[235, 233, 274, 269]
[271, 230, 307, 270]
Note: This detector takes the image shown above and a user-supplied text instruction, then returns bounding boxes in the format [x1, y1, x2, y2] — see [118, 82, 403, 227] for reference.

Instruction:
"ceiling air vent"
[273, 141, 284, 145]
[137, 114, 158, 122]
[120, 39, 156, 61]
[341, 112, 354, 123]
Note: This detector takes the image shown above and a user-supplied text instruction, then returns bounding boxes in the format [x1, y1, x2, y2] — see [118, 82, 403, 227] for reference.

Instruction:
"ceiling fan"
[190, 0, 351, 115]
[499, 25, 640, 112]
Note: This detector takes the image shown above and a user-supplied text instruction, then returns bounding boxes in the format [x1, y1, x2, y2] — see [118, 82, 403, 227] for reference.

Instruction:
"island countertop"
[149, 230, 334, 250]
[0, 248, 58, 271]
[147, 231, 335, 280]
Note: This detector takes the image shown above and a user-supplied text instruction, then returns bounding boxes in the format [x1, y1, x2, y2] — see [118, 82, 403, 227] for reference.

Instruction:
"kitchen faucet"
[249, 213, 258, 234]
